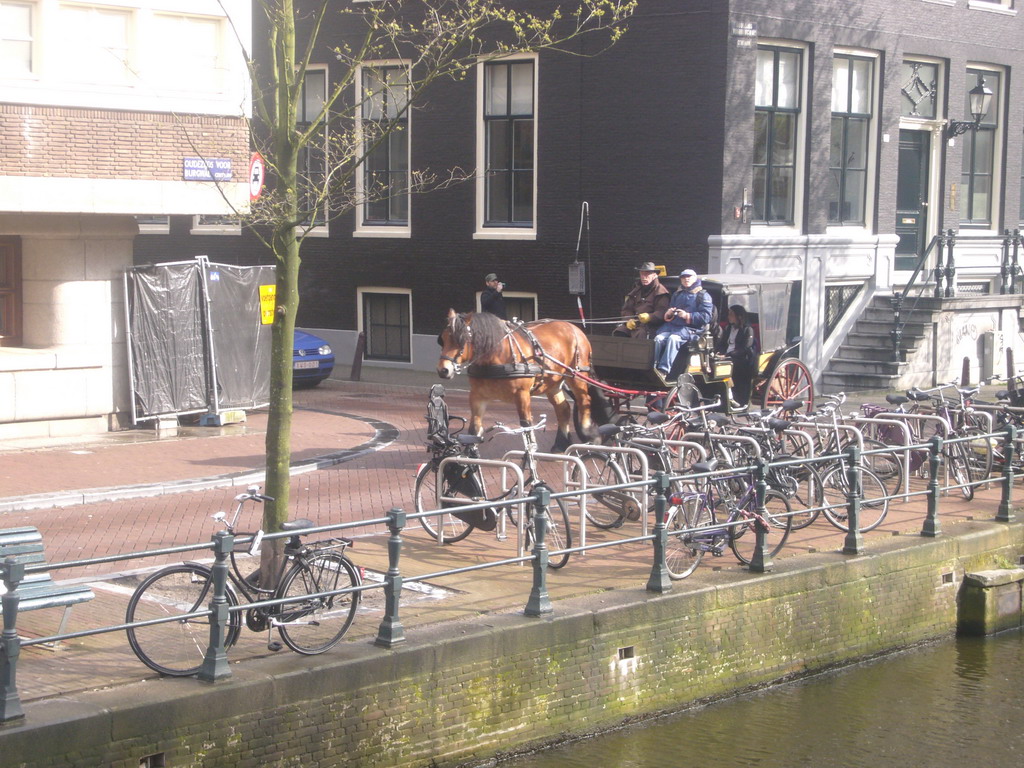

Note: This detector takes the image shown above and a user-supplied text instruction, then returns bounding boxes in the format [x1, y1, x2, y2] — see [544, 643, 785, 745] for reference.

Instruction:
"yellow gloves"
[625, 319, 638, 330]
[637, 313, 650, 323]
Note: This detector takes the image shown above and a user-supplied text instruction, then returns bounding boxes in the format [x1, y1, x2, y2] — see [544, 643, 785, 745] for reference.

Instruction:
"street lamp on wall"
[945, 78, 993, 138]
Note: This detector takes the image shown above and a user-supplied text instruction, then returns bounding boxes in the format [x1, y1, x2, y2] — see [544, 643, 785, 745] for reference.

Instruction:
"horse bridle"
[439, 314, 472, 372]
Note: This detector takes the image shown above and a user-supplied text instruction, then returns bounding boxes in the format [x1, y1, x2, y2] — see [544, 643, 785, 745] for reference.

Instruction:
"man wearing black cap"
[613, 262, 670, 338]
[481, 273, 507, 319]
[653, 268, 713, 377]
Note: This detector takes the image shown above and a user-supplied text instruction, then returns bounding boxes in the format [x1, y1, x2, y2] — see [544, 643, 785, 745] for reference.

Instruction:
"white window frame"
[0, 0, 36, 77]
[476, 290, 538, 321]
[826, 48, 881, 235]
[354, 60, 411, 239]
[357, 287, 412, 363]
[750, 39, 809, 236]
[474, 53, 538, 241]
[958, 63, 1006, 233]
[134, 215, 170, 234]
[968, 0, 1016, 14]
[298, 65, 329, 238]
[190, 214, 241, 235]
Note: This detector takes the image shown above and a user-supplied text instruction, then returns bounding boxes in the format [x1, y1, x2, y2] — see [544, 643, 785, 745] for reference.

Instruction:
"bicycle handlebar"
[488, 414, 548, 437]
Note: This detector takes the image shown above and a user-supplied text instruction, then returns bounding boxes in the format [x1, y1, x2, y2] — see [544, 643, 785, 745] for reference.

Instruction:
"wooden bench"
[0, 526, 94, 636]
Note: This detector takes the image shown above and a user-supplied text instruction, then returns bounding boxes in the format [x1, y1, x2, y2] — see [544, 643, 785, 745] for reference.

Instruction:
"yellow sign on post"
[259, 284, 276, 325]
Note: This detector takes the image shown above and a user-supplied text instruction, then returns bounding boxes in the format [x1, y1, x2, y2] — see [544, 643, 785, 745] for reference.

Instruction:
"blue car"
[293, 329, 335, 387]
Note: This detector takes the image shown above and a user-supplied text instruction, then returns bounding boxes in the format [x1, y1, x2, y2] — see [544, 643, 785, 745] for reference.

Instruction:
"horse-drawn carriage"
[436, 273, 813, 450]
[588, 274, 813, 418]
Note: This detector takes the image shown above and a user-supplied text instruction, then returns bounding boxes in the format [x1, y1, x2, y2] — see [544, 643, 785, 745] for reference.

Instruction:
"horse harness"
[447, 317, 584, 386]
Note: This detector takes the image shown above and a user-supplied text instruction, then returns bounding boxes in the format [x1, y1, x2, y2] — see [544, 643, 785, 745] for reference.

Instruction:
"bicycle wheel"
[768, 457, 823, 530]
[820, 464, 890, 532]
[945, 440, 975, 501]
[729, 490, 792, 566]
[963, 427, 994, 485]
[276, 551, 360, 655]
[568, 451, 629, 529]
[665, 495, 711, 579]
[525, 497, 573, 569]
[414, 461, 474, 544]
[861, 438, 904, 497]
[125, 564, 241, 677]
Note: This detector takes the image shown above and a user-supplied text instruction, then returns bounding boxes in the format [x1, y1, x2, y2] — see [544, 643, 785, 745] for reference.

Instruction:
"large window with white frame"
[960, 67, 1003, 228]
[753, 44, 804, 225]
[298, 67, 328, 233]
[58, 4, 132, 85]
[191, 214, 241, 235]
[150, 13, 224, 93]
[0, 1, 33, 76]
[477, 56, 536, 236]
[360, 289, 411, 362]
[829, 53, 876, 227]
[357, 63, 410, 233]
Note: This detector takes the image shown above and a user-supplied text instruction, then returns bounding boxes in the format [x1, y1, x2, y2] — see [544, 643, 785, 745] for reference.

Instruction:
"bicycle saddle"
[906, 389, 930, 402]
[691, 459, 719, 474]
[281, 518, 315, 531]
[768, 417, 790, 432]
[646, 411, 670, 425]
[781, 399, 804, 412]
[598, 423, 621, 439]
[886, 393, 909, 405]
[456, 433, 484, 445]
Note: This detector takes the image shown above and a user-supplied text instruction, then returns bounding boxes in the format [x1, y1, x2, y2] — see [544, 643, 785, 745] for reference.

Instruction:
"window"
[960, 68, 1002, 227]
[58, 4, 131, 85]
[900, 60, 939, 119]
[481, 58, 535, 230]
[361, 291, 410, 361]
[191, 214, 241, 235]
[298, 68, 328, 231]
[135, 215, 170, 234]
[359, 64, 409, 230]
[0, 237, 22, 347]
[968, 0, 1015, 12]
[151, 14, 223, 93]
[828, 55, 874, 226]
[0, 1, 33, 76]
[753, 45, 803, 224]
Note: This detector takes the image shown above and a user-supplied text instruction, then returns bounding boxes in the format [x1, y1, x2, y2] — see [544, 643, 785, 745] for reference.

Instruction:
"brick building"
[1, 0, 251, 439]
[134, 0, 1024, 393]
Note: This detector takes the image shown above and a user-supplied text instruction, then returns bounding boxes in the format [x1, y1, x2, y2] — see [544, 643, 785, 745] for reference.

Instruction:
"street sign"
[249, 152, 266, 201]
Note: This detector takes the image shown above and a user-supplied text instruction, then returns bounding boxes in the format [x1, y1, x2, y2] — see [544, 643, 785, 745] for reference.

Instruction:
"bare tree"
[229, 0, 635, 576]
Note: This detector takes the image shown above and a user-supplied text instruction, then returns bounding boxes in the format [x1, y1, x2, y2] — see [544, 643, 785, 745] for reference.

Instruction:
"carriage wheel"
[761, 358, 814, 414]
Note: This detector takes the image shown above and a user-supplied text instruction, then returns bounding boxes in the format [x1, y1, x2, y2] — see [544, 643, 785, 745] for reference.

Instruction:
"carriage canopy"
[699, 274, 792, 354]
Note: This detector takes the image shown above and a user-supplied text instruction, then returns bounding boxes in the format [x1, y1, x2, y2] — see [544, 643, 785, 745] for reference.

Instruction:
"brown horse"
[436, 309, 596, 451]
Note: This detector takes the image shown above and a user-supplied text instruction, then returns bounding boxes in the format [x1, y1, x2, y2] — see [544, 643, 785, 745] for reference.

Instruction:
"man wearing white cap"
[653, 269, 713, 377]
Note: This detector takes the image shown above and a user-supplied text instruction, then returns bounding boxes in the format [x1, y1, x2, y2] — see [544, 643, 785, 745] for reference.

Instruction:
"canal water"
[506, 629, 1023, 768]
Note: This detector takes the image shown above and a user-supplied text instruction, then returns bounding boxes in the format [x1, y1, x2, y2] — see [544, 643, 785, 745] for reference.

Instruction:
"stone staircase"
[819, 293, 938, 393]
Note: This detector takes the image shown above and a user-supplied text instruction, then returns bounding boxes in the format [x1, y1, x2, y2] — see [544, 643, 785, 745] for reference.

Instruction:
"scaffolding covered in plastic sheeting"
[124, 257, 274, 424]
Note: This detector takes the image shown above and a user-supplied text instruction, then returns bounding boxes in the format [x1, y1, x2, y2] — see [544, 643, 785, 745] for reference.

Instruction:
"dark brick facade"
[134, 0, 1024, 342]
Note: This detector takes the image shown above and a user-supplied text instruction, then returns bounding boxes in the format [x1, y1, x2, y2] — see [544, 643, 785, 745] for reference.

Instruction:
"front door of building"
[895, 129, 931, 272]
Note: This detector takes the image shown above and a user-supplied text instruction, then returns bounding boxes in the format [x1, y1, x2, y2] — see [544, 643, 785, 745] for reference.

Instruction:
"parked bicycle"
[663, 457, 793, 580]
[125, 487, 362, 676]
[412, 386, 572, 568]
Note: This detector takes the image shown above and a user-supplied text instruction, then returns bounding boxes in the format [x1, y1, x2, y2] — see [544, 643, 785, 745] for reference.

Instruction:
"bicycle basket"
[442, 462, 498, 531]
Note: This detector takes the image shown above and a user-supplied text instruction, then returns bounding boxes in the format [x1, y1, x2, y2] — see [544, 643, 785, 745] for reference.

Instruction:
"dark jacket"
[716, 323, 756, 366]
[614, 279, 671, 338]
[481, 287, 506, 319]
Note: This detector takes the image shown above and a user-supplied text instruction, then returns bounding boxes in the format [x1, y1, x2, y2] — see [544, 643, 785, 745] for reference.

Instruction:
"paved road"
[1, 373, 1013, 704]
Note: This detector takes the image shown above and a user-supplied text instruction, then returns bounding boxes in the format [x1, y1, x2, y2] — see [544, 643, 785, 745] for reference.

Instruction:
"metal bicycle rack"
[501, 450, 589, 554]
[436, 456, 526, 555]
[566, 444, 651, 537]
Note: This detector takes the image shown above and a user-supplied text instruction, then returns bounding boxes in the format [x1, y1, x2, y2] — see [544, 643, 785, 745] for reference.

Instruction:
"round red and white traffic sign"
[248, 152, 266, 201]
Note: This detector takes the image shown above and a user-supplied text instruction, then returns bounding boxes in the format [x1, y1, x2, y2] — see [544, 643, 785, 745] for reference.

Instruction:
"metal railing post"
[921, 435, 943, 537]
[997, 426, 1016, 523]
[0, 558, 25, 722]
[748, 459, 773, 573]
[843, 445, 865, 554]
[525, 484, 553, 616]
[646, 472, 673, 593]
[934, 232, 946, 298]
[925, 435, 944, 533]
[375, 508, 407, 648]
[945, 229, 956, 297]
[198, 530, 234, 683]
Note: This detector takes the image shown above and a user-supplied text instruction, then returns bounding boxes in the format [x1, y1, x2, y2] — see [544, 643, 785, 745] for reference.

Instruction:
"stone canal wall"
[3, 521, 1022, 768]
